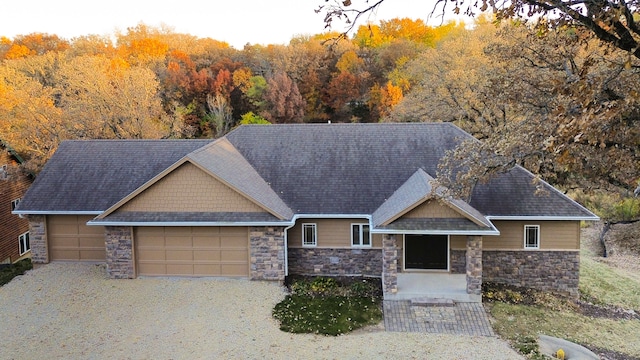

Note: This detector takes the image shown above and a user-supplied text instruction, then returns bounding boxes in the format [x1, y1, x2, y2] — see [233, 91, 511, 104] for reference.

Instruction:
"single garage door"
[47, 215, 106, 261]
[135, 226, 249, 277]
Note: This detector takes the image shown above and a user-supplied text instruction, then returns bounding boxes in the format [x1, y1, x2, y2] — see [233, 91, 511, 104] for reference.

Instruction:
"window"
[524, 225, 540, 249]
[302, 223, 317, 246]
[19, 232, 30, 255]
[351, 223, 371, 247]
[0, 164, 7, 180]
[11, 198, 20, 211]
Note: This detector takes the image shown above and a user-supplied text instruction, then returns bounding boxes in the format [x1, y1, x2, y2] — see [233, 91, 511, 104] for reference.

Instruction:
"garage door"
[47, 215, 106, 261]
[135, 227, 249, 277]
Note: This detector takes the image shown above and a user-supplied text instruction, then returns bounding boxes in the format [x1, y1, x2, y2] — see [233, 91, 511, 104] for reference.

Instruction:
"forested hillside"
[1, 17, 638, 216]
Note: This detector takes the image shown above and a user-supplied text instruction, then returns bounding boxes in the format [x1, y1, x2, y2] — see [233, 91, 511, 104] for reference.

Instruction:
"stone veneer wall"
[382, 234, 398, 294]
[288, 248, 382, 276]
[466, 236, 482, 295]
[105, 226, 134, 279]
[27, 215, 48, 263]
[250, 227, 285, 281]
[450, 250, 466, 274]
[483, 250, 579, 297]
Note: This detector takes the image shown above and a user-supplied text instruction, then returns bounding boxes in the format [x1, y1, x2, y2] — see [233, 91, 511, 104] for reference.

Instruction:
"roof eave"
[12, 210, 103, 215]
[87, 220, 294, 227]
[486, 215, 600, 221]
[371, 229, 500, 236]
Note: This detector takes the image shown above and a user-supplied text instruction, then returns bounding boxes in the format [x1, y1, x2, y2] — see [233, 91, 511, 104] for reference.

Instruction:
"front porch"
[383, 273, 481, 302]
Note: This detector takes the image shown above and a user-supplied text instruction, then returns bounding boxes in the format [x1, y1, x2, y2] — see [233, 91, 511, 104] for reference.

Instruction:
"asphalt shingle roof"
[187, 138, 293, 219]
[92, 211, 284, 224]
[16, 139, 212, 213]
[17, 123, 597, 221]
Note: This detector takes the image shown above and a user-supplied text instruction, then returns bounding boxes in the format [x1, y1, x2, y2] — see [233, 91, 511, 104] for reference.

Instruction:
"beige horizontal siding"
[450, 235, 466, 250]
[288, 218, 381, 248]
[486, 221, 580, 250]
[119, 162, 264, 213]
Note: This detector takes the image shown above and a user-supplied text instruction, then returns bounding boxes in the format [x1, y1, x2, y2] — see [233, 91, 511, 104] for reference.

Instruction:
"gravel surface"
[0, 263, 522, 359]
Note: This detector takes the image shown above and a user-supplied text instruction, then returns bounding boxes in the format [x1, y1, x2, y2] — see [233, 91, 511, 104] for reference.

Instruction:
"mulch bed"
[576, 301, 640, 321]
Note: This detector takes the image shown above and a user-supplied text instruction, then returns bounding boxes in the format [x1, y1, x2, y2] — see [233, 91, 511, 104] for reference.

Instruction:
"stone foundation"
[26, 215, 48, 264]
[288, 247, 382, 277]
[483, 250, 579, 297]
[382, 234, 398, 294]
[450, 250, 466, 274]
[105, 226, 134, 279]
[250, 227, 285, 281]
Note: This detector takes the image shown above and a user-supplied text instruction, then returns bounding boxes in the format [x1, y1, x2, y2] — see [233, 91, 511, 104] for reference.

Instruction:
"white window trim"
[0, 164, 7, 180]
[18, 231, 30, 255]
[302, 223, 317, 247]
[11, 198, 21, 211]
[351, 223, 371, 247]
[524, 225, 540, 249]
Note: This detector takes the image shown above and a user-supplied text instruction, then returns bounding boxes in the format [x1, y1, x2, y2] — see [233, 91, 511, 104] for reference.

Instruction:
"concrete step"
[411, 297, 455, 307]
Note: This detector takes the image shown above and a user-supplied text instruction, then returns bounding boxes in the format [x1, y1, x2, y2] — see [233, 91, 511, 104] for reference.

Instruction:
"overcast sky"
[0, 0, 466, 48]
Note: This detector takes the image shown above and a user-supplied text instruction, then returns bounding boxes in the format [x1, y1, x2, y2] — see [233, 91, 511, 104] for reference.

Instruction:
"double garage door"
[135, 226, 249, 277]
[47, 216, 249, 277]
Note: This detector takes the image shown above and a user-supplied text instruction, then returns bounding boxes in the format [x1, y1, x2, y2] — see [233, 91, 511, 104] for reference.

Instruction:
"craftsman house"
[14, 123, 597, 298]
[0, 142, 32, 264]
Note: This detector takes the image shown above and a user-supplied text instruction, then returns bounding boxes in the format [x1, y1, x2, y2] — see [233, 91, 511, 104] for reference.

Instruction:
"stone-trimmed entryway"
[382, 234, 482, 299]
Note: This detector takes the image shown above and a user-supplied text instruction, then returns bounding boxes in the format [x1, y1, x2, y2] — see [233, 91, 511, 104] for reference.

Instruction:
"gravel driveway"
[0, 263, 522, 359]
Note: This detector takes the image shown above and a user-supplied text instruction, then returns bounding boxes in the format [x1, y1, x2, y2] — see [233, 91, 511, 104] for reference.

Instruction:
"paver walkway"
[383, 300, 495, 336]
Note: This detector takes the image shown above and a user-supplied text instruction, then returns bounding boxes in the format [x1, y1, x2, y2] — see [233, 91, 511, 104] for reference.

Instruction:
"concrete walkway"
[383, 300, 495, 336]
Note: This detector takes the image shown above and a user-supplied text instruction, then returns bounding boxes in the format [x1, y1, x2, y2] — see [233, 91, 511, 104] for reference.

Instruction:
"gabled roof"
[226, 123, 472, 214]
[16, 123, 598, 222]
[372, 168, 435, 227]
[371, 168, 495, 234]
[186, 138, 293, 219]
[14, 139, 213, 214]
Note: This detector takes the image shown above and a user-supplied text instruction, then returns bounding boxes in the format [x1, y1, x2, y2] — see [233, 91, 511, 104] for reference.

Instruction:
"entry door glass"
[404, 235, 448, 270]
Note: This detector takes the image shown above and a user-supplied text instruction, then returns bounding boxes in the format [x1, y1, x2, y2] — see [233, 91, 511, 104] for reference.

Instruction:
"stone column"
[26, 215, 48, 264]
[105, 226, 134, 279]
[249, 226, 285, 281]
[466, 235, 482, 295]
[382, 234, 398, 294]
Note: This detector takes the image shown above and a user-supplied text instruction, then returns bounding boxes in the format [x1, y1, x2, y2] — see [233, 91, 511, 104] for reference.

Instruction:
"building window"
[524, 225, 540, 249]
[19, 232, 30, 255]
[0, 164, 7, 180]
[302, 223, 317, 247]
[351, 223, 371, 247]
[11, 198, 20, 211]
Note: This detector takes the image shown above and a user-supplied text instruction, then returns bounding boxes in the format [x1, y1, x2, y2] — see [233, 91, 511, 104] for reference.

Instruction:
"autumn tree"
[55, 55, 181, 139]
[317, 0, 640, 59]
[263, 71, 305, 123]
[0, 64, 65, 172]
[390, 20, 640, 196]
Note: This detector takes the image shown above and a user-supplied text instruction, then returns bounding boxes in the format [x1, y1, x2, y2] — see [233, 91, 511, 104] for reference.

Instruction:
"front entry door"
[404, 235, 449, 270]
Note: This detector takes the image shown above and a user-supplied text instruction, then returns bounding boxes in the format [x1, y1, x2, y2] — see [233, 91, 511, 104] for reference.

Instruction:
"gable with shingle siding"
[117, 162, 264, 213]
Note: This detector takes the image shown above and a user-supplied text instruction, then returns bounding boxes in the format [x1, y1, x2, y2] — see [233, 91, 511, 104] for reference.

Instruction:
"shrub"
[272, 295, 382, 336]
[0, 258, 33, 286]
[275, 276, 383, 335]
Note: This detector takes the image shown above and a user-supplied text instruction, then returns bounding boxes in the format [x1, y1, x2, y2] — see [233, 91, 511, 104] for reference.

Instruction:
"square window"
[351, 223, 371, 247]
[19, 232, 30, 255]
[524, 225, 540, 249]
[302, 223, 317, 247]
